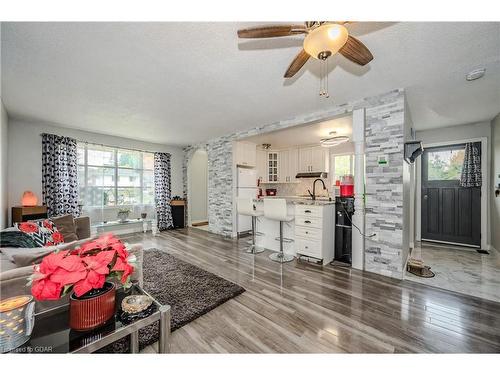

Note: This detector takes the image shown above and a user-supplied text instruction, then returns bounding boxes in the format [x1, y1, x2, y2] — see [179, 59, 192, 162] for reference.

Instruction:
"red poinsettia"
[29, 234, 136, 300]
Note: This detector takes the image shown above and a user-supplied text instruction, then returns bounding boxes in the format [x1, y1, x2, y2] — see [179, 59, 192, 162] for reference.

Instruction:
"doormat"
[477, 249, 490, 254]
[408, 266, 435, 278]
[407, 258, 435, 278]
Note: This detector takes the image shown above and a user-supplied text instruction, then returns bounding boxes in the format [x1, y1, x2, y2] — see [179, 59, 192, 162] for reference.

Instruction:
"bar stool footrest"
[274, 237, 294, 243]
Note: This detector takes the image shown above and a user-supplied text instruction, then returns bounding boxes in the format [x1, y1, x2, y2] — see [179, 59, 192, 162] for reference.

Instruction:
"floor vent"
[477, 249, 489, 254]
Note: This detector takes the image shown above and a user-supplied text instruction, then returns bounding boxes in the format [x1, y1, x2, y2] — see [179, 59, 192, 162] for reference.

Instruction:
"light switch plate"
[377, 155, 389, 166]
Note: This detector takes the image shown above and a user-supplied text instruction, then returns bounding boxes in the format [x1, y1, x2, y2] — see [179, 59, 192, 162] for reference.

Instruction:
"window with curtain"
[77, 143, 155, 207]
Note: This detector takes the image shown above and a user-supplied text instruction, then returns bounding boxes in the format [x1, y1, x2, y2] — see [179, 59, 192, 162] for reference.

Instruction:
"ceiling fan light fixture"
[303, 24, 349, 60]
[320, 135, 350, 147]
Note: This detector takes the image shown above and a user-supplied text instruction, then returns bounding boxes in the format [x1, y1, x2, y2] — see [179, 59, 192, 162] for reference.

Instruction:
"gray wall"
[0, 101, 8, 229]
[184, 89, 409, 279]
[492, 113, 500, 251]
[188, 149, 208, 223]
[7, 118, 184, 225]
[415, 121, 492, 245]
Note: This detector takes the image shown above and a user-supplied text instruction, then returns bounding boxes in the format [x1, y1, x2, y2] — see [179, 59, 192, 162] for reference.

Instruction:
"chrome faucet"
[308, 178, 327, 200]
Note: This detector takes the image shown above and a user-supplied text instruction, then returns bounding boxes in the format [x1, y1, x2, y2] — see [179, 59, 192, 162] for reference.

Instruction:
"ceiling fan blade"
[284, 49, 310, 78]
[237, 25, 307, 38]
[339, 35, 373, 66]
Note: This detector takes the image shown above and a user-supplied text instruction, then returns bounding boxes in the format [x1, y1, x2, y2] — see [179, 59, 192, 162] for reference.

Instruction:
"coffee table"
[14, 283, 171, 354]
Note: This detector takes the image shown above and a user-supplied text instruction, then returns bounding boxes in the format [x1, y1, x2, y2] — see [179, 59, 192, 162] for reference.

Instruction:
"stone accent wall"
[364, 95, 406, 279]
[183, 89, 407, 278]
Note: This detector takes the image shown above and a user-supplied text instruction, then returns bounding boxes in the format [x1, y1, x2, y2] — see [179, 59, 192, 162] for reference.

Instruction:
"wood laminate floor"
[120, 228, 500, 353]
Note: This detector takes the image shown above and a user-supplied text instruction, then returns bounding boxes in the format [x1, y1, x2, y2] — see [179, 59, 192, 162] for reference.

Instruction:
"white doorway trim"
[415, 137, 489, 250]
[187, 148, 209, 228]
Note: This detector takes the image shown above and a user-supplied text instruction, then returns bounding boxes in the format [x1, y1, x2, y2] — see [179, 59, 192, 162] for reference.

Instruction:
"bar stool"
[236, 197, 264, 254]
[263, 199, 294, 263]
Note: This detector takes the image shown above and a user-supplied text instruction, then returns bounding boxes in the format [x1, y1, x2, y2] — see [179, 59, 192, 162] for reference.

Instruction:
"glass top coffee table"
[14, 283, 171, 354]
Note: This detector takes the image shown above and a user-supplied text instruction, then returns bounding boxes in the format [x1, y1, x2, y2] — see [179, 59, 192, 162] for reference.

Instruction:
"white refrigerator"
[237, 167, 258, 234]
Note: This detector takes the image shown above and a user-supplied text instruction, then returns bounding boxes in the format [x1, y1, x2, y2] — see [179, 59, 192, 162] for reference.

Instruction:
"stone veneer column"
[351, 108, 366, 271]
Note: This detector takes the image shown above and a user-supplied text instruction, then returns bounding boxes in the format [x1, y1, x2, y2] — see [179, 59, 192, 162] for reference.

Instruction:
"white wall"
[188, 149, 208, 224]
[491, 113, 500, 251]
[415, 121, 492, 247]
[0, 101, 8, 229]
[7, 118, 184, 225]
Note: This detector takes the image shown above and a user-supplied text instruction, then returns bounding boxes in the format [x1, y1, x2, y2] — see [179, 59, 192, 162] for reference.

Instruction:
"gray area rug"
[102, 248, 245, 353]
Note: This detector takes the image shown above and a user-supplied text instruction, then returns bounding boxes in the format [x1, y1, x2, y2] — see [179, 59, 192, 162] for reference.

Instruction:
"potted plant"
[28, 234, 136, 331]
[117, 208, 131, 223]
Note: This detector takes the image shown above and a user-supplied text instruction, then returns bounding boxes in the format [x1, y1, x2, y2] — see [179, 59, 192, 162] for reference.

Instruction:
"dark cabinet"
[171, 200, 185, 229]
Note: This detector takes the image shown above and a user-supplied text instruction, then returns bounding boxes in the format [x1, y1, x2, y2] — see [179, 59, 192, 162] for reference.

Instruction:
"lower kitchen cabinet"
[294, 204, 334, 264]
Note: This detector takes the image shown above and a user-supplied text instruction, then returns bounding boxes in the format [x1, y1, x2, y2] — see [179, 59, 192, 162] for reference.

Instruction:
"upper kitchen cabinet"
[256, 149, 267, 182]
[233, 141, 257, 167]
[279, 148, 299, 182]
[267, 151, 279, 182]
[298, 146, 329, 173]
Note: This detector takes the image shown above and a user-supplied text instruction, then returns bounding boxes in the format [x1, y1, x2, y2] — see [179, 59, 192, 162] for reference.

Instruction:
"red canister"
[340, 175, 354, 197]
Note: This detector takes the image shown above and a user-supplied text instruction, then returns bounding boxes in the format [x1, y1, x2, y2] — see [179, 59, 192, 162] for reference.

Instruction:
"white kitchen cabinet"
[234, 141, 256, 167]
[267, 151, 279, 182]
[298, 146, 329, 173]
[279, 149, 289, 182]
[311, 146, 329, 172]
[256, 149, 268, 182]
[298, 147, 313, 172]
[294, 204, 334, 265]
[289, 148, 299, 182]
[279, 148, 299, 182]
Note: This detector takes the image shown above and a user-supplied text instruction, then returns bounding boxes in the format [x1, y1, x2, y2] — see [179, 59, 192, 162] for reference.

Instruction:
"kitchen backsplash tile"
[260, 177, 332, 198]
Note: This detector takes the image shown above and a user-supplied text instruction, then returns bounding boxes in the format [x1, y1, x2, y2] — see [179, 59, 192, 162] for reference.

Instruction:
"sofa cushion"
[1, 256, 17, 272]
[15, 219, 65, 247]
[51, 214, 79, 242]
[0, 230, 39, 248]
[11, 248, 55, 267]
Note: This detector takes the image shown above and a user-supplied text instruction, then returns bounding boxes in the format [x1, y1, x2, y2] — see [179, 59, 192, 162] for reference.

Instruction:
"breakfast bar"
[254, 197, 335, 265]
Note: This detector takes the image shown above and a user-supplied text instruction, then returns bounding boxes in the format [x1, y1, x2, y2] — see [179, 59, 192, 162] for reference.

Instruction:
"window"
[427, 147, 465, 181]
[77, 143, 155, 207]
[332, 154, 354, 183]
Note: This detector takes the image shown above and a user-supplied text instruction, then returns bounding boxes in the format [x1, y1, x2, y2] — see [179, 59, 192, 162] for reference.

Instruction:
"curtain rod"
[40, 133, 168, 155]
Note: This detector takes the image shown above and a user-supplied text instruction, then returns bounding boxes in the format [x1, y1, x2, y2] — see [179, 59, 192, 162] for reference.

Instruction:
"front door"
[421, 143, 481, 247]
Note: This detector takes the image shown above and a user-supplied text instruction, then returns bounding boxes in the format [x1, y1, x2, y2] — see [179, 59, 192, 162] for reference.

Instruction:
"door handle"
[304, 210, 311, 213]
[424, 195, 428, 200]
[304, 220, 311, 224]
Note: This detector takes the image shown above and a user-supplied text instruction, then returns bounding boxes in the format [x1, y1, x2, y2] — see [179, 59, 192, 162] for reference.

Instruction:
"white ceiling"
[244, 115, 352, 149]
[1, 22, 499, 146]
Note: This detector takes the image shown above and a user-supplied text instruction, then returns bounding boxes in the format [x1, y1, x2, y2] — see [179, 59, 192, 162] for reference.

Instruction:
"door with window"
[421, 143, 481, 247]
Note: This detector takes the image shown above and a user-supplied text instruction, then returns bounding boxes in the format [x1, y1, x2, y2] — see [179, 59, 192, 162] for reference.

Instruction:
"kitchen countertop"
[254, 196, 335, 206]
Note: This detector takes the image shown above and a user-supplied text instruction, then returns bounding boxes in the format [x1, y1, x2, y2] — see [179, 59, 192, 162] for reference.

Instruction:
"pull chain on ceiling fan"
[237, 22, 373, 98]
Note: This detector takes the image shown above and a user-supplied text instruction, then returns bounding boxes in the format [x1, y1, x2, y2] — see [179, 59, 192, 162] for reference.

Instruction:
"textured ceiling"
[1, 22, 499, 146]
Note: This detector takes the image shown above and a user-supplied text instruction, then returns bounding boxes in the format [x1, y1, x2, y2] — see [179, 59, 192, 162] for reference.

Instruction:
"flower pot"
[117, 211, 129, 223]
[69, 282, 116, 331]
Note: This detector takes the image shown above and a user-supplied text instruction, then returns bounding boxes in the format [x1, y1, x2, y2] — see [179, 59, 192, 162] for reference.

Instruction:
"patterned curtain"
[460, 142, 482, 187]
[154, 152, 173, 230]
[42, 133, 80, 217]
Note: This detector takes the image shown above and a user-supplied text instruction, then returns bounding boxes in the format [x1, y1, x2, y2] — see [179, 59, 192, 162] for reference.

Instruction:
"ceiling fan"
[237, 22, 373, 79]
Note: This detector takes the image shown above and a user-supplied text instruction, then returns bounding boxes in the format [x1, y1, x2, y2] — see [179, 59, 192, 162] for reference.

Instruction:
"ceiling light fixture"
[320, 135, 349, 148]
[303, 24, 349, 99]
[466, 68, 486, 81]
[303, 24, 349, 60]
